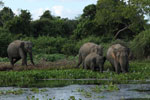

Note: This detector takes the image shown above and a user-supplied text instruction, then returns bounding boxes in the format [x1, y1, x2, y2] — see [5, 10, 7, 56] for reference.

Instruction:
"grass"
[0, 55, 150, 87]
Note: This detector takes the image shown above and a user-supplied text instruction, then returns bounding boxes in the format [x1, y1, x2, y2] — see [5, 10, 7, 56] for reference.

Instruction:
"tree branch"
[114, 26, 129, 39]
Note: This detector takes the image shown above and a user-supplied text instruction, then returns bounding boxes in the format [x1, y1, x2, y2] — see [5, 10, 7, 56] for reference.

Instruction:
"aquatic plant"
[0, 60, 149, 87]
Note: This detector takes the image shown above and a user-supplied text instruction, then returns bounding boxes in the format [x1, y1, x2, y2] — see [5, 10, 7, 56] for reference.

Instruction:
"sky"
[2, 0, 97, 20]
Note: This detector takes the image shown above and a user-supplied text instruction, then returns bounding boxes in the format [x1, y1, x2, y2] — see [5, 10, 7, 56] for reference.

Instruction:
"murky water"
[0, 83, 150, 100]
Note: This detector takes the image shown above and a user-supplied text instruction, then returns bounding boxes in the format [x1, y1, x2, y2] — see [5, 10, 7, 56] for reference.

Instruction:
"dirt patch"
[0, 59, 77, 71]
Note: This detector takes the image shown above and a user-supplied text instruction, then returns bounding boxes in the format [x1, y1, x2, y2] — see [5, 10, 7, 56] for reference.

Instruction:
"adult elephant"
[76, 42, 103, 68]
[84, 52, 106, 72]
[106, 44, 129, 74]
[7, 40, 34, 66]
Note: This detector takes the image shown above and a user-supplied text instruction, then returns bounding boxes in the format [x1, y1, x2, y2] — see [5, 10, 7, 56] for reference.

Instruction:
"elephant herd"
[7, 40, 130, 74]
[76, 42, 130, 74]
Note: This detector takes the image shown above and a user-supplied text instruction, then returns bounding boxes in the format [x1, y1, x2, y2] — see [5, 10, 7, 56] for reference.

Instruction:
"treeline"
[0, 0, 150, 59]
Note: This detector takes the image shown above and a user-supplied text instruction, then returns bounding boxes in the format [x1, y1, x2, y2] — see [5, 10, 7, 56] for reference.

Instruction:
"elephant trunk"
[29, 52, 34, 65]
[120, 55, 128, 73]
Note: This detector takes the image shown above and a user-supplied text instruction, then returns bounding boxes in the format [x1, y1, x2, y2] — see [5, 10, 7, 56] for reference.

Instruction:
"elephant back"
[7, 40, 23, 57]
[79, 42, 103, 57]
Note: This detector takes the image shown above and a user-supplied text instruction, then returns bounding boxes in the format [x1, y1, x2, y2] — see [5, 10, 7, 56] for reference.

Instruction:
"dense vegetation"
[0, 60, 150, 87]
[0, 0, 150, 59]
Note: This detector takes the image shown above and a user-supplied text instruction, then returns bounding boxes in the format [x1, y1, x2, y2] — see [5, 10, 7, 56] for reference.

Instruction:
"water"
[0, 84, 150, 100]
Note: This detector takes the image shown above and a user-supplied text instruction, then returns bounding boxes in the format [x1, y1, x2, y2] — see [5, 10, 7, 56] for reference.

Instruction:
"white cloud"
[31, 7, 50, 20]
[52, 6, 64, 17]
[13, 9, 21, 16]
[30, 6, 81, 20]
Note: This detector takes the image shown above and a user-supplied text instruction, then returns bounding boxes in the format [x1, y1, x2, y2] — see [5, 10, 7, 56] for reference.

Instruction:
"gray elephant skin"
[7, 40, 34, 66]
[107, 44, 129, 74]
[76, 42, 103, 68]
[84, 52, 106, 72]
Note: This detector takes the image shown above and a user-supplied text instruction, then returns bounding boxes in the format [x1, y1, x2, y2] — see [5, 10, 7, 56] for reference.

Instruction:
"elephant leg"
[84, 63, 88, 70]
[91, 63, 95, 71]
[125, 61, 129, 72]
[114, 61, 120, 74]
[109, 60, 115, 71]
[83, 61, 86, 69]
[99, 65, 103, 73]
[22, 57, 27, 66]
[120, 59, 128, 73]
[9, 57, 14, 66]
[19, 49, 27, 66]
[29, 53, 34, 65]
[121, 65, 126, 73]
[76, 54, 82, 68]
[13, 57, 21, 65]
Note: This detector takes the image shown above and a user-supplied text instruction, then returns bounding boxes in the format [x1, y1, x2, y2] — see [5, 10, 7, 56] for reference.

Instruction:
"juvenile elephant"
[7, 40, 34, 66]
[84, 52, 106, 72]
[106, 44, 129, 74]
[76, 42, 103, 68]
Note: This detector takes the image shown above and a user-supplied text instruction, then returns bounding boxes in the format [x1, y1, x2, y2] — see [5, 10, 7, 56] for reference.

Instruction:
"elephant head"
[22, 41, 33, 53]
[20, 41, 34, 65]
[112, 47, 129, 73]
[91, 45, 103, 56]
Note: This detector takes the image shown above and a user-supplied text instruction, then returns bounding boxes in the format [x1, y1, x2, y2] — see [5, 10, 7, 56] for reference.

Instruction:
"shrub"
[130, 29, 150, 59]
[34, 53, 66, 62]
[23, 36, 66, 54]
[0, 28, 14, 57]
[61, 40, 77, 55]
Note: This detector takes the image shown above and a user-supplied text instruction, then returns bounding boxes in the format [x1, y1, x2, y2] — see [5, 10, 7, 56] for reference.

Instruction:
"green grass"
[0, 60, 150, 87]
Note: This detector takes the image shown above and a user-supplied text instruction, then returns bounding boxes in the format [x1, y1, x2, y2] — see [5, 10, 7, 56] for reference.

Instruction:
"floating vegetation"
[0, 60, 149, 87]
[0, 89, 24, 95]
[30, 88, 48, 93]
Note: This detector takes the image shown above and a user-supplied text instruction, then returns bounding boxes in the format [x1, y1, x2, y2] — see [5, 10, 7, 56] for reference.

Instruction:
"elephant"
[76, 42, 103, 68]
[106, 44, 129, 74]
[84, 52, 106, 72]
[7, 40, 34, 66]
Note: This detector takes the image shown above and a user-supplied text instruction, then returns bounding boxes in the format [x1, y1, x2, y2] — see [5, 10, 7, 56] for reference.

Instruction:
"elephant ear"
[20, 42, 25, 49]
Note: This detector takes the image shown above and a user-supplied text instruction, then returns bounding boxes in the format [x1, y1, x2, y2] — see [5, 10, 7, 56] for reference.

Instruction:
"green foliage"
[95, 0, 146, 38]
[0, 57, 9, 62]
[4, 10, 32, 36]
[23, 36, 66, 54]
[0, 7, 14, 27]
[82, 4, 96, 20]
[130, 29, 150, 59]
[0, 28, 14, 57]
[40, 10, 53, 20]
[0, 60, 150, 87]
[34, 54, 66, 62]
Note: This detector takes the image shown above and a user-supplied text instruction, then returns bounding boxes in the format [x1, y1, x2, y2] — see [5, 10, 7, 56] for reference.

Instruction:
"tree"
[95, 0, 148, 39]
[40, 10, 53, 20]
[0, 7, 14, 27]
[82, 4, 96, 20]
[73, 4, 98, 39]
[5, 10, 32, 36]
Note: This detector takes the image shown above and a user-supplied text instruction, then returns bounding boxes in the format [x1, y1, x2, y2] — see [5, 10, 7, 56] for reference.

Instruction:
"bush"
[0, 57, 9, 62]
[0, 28, 14, 57]
[61, 40, 77, 55]
[34, 53, 66, 62]
[130, 29, 150, 59]
[23, 36, 67, 54]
